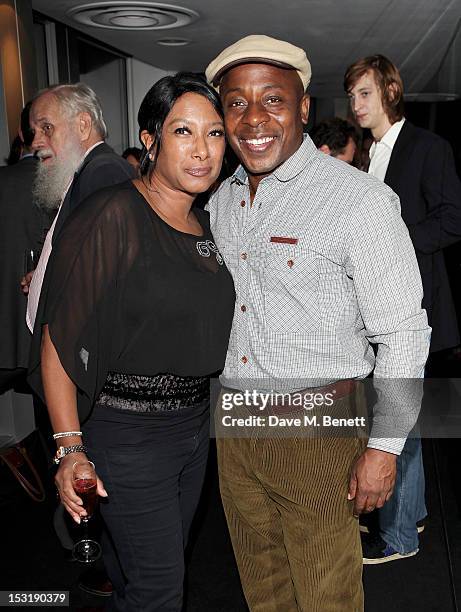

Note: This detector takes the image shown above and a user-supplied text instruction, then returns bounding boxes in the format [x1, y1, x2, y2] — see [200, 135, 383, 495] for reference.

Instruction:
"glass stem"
[81, 516, 89, 539]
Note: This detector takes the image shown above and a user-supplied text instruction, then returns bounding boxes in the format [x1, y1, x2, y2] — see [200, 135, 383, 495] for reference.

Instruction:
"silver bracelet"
[53, 431, 82, 440]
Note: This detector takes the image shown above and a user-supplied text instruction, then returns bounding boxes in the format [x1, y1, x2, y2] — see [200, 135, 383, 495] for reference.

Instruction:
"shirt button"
[287, 259, 294, 268]
[240, 200, 246, 207]
[241, 252, 247, 260]
[240, 304, 246, 312]
[241, 356, 248, 364]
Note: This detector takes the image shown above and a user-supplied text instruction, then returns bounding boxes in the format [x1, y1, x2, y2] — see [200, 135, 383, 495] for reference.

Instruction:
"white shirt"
[368, 118, 405, 181]
[26, 141, 104, 332]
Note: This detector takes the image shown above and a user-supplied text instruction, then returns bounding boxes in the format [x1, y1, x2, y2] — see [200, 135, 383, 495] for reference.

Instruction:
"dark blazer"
[0, 156, 49, 369]
[53, 142, 135, 242]
[385, 121, 461, 352]
[27, 142, 135, 398]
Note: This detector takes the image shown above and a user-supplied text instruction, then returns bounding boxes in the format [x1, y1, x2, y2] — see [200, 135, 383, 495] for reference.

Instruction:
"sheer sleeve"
[28, 184, 139, 423]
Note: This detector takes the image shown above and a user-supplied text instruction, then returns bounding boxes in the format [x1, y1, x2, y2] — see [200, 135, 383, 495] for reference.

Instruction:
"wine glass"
[23, 249, 39, 273]
[72, 460, 101, 563]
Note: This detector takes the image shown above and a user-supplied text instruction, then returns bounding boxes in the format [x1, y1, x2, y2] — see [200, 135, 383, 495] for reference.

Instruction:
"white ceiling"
[31, 0, 461, 98]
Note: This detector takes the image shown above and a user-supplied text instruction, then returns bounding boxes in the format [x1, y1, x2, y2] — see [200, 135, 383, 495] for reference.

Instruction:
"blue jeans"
[379, 437, 426, 554]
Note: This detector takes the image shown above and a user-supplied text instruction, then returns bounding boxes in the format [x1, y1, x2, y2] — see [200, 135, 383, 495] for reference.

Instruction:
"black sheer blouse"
[28, 181, 235, 422]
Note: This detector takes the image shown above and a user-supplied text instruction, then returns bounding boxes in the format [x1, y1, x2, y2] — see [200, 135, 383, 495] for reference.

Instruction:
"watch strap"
[54, 444, 87, 465]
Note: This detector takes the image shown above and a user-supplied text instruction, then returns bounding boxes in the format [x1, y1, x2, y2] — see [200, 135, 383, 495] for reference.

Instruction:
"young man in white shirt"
[345, 54, 461, 563]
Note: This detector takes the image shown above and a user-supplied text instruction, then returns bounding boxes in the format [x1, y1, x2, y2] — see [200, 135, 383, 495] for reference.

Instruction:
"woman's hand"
[55, 452, 108, 523]
[20, 271, 34, 295]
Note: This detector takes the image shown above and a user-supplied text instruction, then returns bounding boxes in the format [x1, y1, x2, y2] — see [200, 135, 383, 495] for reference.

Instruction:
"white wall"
[81, 56, 128, 155]
[126, 58, 174, 147]
[314, 98, 350, 124]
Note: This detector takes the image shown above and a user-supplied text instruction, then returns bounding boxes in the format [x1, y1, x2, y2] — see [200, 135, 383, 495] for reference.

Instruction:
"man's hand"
[20, 271, 34, 295]
[348, 447, 397, 516]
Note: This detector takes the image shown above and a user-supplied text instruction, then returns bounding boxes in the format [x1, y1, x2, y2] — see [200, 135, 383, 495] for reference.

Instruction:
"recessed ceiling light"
[110, 14, 160, 27]
[157, 37, 190, 46]
[68, 2, 199, 30]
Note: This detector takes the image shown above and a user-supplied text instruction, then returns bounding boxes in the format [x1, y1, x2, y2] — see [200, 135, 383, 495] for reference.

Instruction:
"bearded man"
[24, 83, 134, 332]
[23, 83, 134, 599]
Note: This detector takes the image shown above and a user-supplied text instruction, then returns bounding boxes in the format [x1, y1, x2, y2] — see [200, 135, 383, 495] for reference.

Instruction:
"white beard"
[32, 139, 86, 211]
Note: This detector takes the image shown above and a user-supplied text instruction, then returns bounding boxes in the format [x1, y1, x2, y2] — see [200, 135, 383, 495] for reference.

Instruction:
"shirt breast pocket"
[263, 243, 320, 334]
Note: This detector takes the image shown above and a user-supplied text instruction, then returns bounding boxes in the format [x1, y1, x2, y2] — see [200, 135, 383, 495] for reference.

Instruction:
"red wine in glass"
[73, 478, 97, 518]
[72, 461, 101, 563]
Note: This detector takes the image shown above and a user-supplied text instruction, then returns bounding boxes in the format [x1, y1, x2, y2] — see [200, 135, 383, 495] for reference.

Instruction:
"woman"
[29, 73, 235, 611]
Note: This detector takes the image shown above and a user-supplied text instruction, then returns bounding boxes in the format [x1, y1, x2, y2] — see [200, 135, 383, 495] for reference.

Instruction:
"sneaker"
[362, 533, 418, 564]
[416, 519, 425, 534]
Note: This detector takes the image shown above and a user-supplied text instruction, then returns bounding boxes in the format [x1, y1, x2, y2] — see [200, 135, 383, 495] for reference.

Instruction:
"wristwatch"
[54, 444, 87, 465]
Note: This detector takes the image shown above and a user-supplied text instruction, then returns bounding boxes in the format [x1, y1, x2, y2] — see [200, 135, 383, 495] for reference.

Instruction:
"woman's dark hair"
[137, 72, 223, 176]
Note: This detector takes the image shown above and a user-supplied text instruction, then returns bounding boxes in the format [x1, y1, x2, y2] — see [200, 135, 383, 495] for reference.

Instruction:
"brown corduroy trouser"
[216, 389, 367, 612]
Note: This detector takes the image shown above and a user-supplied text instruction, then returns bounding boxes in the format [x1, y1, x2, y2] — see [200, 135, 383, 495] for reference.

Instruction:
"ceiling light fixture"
[157, 37, 190, 46]
[67, 2, 199, 31]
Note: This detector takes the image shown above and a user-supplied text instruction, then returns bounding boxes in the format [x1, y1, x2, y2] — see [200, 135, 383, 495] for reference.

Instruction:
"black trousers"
[83, 400, 210, 612]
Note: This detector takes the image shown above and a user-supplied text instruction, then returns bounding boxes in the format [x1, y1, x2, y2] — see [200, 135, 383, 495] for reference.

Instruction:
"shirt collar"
[71, 141, 105, 176]
[232, 134, 317, 186]
[369, 118, 405, 159]
[62, 142, 105, 202]
[82, 140, 104, 163]
[58, 140, 104, 210]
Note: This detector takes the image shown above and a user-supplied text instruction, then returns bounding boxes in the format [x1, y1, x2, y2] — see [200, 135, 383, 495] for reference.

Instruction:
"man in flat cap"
[206, 35, 430, 610]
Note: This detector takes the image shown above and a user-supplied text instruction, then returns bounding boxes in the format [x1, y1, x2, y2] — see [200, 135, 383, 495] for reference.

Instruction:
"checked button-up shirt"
[208, 136, 431, 454]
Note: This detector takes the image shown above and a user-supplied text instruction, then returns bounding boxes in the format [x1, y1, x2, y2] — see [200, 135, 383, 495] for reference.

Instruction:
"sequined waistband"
[97, 372, 209, 413]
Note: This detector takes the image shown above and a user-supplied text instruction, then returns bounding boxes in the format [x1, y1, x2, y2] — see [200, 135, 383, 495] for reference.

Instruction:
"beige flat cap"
[205, 34, 311, 91]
